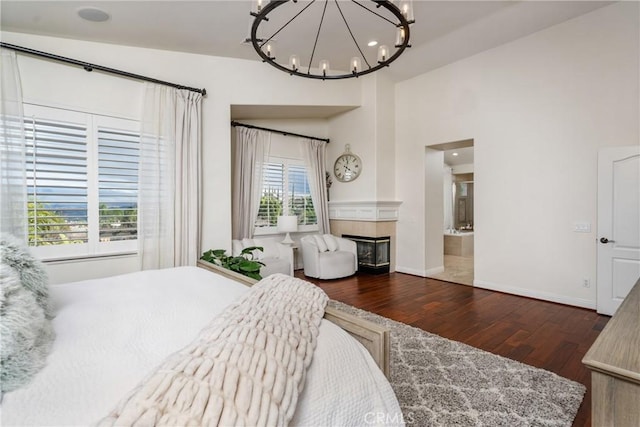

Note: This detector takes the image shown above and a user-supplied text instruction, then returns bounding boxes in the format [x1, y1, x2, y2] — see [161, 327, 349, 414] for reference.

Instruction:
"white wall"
[424, 149, 444, 274]
[443, 166, 453, 230]
[374, 71, 396, 200]
[327, 76, 377, 201]
[232, 119, 329, 161]
[396, 2, 639, 308]
[45, 255, 139, 285]
[452, 163, 474, 174]
[2, 31, 362, 283]
[327, 71, 396, 202]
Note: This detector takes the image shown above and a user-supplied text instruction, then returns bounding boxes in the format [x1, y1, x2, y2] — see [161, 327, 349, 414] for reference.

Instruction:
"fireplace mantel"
[328, 201, 402, 222]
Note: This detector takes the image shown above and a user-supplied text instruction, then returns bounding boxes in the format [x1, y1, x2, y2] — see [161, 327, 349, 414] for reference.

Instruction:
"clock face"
[334, 153, 362, 182]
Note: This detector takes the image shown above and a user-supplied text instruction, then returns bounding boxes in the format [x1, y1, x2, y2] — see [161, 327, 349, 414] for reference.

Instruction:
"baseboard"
[425, 266, 445, 276]
[473, 279, 596, 309]
[395, 265, 427, 277]
[395, 265, 445, 278]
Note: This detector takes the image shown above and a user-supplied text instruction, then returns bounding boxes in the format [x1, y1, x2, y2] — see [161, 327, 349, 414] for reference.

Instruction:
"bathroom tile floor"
[429, 255, 474, 286]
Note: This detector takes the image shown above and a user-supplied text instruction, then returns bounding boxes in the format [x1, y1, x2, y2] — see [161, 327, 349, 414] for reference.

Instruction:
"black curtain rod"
[0, 42, 207, 96]
[231, 121, 330, 143]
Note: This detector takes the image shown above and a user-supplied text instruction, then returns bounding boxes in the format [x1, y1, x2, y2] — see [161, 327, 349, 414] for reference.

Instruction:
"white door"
[597, 146, 640, 315]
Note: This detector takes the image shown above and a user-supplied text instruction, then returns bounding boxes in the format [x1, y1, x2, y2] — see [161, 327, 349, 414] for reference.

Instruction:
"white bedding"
[1, 266, 402, 426]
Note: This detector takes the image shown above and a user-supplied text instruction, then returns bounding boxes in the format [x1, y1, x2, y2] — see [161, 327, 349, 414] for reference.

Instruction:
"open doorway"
[428, 140, 474, 286]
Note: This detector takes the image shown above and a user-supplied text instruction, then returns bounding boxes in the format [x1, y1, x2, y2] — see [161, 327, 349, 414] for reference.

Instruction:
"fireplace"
[342, 235, 390, 274]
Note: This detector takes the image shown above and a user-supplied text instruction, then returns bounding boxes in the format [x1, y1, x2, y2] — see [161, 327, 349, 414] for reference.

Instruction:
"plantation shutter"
[253, 159, 318, 231]
[25, 117, 88, 246]
[255, 162, 284, 228]
[97, 127, 140, 242]
[288, 164, 316, 226]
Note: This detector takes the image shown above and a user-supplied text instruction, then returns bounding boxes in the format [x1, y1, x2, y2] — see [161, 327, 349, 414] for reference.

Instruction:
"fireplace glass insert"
[342, 235, 390, 274]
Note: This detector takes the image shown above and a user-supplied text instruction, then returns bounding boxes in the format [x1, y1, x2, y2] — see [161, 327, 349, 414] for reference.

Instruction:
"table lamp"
[277, 215, 298, 245]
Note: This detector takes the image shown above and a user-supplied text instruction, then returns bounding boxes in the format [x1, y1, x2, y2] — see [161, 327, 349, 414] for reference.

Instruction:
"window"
[97, 127, 139, 243]
[24, 104, 139, 259]
[255, 157, 317, 234]
[26, 116, 89, 247]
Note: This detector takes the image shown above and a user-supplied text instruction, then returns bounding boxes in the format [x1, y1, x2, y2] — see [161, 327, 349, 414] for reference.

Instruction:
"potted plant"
[200, 246, 265, 280]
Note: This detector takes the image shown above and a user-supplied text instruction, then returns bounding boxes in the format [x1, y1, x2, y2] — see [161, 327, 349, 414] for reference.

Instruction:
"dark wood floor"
[295, 270, 610, 427]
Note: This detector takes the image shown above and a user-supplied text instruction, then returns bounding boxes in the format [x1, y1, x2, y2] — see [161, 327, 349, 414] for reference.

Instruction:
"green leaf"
[237, 260, 261, 272]
[201, 248, 265, 281]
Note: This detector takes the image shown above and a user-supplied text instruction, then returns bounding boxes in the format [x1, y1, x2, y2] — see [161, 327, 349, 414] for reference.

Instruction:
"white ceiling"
[444, 146, 474, 167]
[1, 1, 612, 82]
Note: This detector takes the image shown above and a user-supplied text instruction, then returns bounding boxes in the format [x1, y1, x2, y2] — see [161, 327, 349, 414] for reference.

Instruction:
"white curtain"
[139, 84, 202, 270]
[232, 127, 270, 239]
[0, 49, 27, 242]
[301, 138, 330, 234]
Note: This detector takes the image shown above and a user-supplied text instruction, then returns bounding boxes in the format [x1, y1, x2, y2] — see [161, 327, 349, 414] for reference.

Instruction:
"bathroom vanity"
[444, 231, 474, 257]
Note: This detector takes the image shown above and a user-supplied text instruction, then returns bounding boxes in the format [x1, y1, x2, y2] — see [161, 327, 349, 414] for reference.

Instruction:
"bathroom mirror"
[453, 179, 474, 230]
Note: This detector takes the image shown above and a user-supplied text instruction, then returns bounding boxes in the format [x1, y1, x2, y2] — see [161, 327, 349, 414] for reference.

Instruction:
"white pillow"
[241, 238, 262, 260]
[252, 238, 279, 260]
[313, 235, 328, 252]
[323, 234, 339, 252]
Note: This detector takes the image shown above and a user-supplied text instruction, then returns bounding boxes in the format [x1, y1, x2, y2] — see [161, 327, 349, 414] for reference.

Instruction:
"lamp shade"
[277, 215, 298, 245]
[277, 215, 298, 233]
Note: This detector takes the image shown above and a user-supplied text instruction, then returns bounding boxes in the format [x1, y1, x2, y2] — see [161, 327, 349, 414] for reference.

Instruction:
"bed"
[1, 263, 402, 426]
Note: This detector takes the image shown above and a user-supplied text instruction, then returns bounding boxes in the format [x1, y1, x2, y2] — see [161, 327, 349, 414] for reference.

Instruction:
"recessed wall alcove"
[229, 103, 360, 269]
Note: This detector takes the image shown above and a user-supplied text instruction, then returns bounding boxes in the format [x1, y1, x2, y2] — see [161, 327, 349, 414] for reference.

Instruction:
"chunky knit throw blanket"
[99, 274, 328, 427]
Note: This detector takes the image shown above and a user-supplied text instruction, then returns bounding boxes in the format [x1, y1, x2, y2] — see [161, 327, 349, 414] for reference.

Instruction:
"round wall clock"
[334, 144, 362, 182]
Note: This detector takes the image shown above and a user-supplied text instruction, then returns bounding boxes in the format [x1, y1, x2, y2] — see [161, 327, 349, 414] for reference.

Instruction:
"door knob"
[600, 237, 615, 244]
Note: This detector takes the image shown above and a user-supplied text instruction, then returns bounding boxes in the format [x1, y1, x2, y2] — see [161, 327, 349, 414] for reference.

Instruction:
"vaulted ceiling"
[1, 1, 612, 81]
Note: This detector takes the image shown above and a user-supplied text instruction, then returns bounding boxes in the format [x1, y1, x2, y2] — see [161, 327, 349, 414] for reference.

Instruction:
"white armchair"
[300, 234, 357, 279]
[232, 237, 294, 277]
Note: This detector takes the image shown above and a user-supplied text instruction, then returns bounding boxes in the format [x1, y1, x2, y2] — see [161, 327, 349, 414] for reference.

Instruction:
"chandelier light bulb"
[395, 27, 406, 46]
[252, 0, 264, 14]
[399, 0, 415, 23]
[263, 41, 276, 59]
[319, 60, 330, 76]
[350, 57, 362, 74]
[377, 45, 389, 63]
[289, 54, 300, 71]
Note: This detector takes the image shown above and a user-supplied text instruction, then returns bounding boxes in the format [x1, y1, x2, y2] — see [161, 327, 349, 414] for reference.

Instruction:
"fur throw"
[1, 233, 52, 318]
[1, 234, 55, 393]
